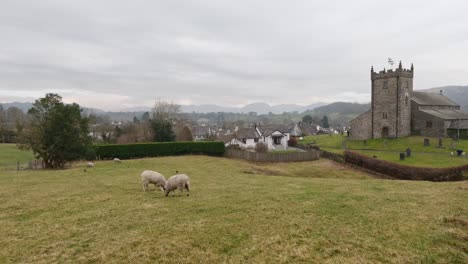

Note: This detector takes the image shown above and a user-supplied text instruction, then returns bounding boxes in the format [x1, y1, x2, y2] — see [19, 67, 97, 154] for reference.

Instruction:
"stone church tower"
[370, 62, 413, 138]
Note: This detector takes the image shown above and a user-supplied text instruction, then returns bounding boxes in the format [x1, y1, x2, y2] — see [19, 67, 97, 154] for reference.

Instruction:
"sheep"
[113, 158, 122, 163]
[164, 173, 190, 197]
[87, 161, 94, 168]
[141, 170, 167, 192]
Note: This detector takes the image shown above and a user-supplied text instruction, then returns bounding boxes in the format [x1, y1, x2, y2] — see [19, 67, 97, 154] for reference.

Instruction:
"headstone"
[406, 147, 411, 157]
[400, 153, 405, 160]
[347, 130, 350, 137]
[384, 140, 388, 148]
[424, 138, 430, 147]
[438, 137, 443, 148]
[363, 140, 367, 147]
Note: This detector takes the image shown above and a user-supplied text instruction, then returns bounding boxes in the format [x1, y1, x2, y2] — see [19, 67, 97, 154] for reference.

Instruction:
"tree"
[175, 125, 193, 141]
[321, 115, 330, 128]
[302, 115, 314, 124]
[150, 100, 178, 142]
[17, 93, 92, 168]
[151, 119, 175, 142]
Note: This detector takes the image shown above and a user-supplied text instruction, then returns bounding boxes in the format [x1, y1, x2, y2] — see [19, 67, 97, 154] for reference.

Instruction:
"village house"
[226, 125, 290, 150]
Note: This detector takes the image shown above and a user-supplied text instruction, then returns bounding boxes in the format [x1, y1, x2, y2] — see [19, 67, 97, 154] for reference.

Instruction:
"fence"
[0, 159, 44, 171]
[225, 149, 319, 162]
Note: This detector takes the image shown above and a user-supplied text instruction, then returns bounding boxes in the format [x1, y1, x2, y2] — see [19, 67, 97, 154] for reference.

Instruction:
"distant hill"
[0, 102, 33, 112]
[179, 102, 326, 114]
[417, 86, 468, 111]
[303, 102, 371, 127]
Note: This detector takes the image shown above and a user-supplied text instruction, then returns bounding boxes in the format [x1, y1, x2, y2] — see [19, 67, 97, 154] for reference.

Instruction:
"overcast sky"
[1, 0, 467, 110]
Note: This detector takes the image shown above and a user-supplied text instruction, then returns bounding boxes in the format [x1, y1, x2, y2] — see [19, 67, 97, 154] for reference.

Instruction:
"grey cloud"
[1, 0, 468, 110]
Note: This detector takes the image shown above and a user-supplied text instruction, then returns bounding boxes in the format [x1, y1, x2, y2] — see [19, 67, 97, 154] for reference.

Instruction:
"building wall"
[349, 110, 372, 140]
[411, 109, 447, 137]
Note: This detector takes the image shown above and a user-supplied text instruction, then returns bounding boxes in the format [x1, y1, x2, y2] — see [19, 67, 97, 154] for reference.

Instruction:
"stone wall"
[349, 110, 372, 140]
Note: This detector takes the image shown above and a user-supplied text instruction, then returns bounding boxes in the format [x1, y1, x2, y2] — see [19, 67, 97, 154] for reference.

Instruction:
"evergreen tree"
[321, 115, 330, 128]
[18, 93, 92, 168]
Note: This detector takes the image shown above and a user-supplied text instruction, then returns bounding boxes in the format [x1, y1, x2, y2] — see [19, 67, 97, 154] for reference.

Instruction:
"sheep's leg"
[185, 183, 190, 196]
[142, 182, 147, 192]
[159, 186, 164, 192]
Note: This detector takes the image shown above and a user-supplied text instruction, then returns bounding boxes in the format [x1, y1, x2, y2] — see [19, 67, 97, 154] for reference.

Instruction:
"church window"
[382, 112, 388, 119]
[426, 121, 432, 128]
[405, 95, 408, 105]
[383, 81, 388, 89]
[406, 81, 409, 89]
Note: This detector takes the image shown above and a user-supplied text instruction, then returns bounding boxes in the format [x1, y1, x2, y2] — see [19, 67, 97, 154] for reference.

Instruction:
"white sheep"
[87, 161, 94, 167]
[113, 158, 122, 163]
[141, 170, 167, 192]
[164, 173, 190, 197]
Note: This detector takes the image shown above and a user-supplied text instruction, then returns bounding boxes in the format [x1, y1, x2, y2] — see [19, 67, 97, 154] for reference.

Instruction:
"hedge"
[344, 150, 467, 181]
[94, 141, 225, 159]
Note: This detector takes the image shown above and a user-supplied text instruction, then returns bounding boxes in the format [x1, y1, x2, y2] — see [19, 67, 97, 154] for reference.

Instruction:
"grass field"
[0, 156, 467, 263]
[300, 135, 468, 167]
[0, 144, 35, 170]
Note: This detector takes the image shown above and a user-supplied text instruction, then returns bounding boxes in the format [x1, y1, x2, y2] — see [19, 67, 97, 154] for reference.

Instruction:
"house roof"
[412, 92, 459, 106]
[234, 128, 260, 139]
[419, 109, 468, 120]
[256, 125, 289, 136]
[297, 123, 319, 136]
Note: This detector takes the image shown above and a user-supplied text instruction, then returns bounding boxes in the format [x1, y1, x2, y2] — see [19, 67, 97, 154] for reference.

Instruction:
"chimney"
[440, 90, 443, 95]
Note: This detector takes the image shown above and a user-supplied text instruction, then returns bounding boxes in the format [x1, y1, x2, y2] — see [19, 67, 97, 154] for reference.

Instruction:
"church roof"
[448, 120, 468, 129]
[419, 109, 468, 120]
[411, 92, 458, 106]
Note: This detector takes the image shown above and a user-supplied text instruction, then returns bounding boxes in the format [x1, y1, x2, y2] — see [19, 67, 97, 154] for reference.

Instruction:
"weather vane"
[388, 57, 394, 69]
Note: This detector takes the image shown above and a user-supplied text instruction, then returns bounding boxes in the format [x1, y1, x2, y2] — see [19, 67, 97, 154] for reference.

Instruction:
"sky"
[1, 0, 467, 111]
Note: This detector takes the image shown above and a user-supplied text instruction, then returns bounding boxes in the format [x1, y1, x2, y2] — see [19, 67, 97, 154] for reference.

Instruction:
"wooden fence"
[225, 149, 319, 162]
[0, 159, 44, 171]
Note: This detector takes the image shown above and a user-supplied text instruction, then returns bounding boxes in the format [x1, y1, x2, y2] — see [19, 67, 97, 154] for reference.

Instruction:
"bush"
[288, 137, 298, 147]
[94, 141, 225, 159]
[344, 150, 467, 181]
[255, 142, 268, 153]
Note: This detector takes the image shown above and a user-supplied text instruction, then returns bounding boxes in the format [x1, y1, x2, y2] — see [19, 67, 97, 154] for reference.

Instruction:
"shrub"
[94, 141, 225, 159]
[255, 142, 268, 153]
[288, 137, 298, 147]
[344, 150, 467, 181]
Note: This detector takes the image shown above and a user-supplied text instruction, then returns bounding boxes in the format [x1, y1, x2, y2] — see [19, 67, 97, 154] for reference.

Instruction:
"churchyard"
[0, 144, 467, 263]
[300, 135, 468, 168]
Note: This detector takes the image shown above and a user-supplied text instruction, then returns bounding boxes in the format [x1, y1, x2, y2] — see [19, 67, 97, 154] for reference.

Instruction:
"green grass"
[300, 135, 468, 167]
[0, 156, 467, 263]
[0, 144, 35, 169]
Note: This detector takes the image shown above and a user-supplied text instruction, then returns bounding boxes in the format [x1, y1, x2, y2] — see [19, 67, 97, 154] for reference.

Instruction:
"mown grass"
[0, 144, 35, 170]
[0, 156, 467, 263]
[300, 135, 468, 167]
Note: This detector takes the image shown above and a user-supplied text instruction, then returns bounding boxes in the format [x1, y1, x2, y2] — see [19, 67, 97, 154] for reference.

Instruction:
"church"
[349, 62, 468, 140]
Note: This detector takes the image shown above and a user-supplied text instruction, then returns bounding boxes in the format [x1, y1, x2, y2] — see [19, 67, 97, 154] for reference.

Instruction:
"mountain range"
[2, 86, 467, 116]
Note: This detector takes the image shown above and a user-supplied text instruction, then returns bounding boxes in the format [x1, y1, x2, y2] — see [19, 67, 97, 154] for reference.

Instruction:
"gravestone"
[424, 138, 430, 147]
[363, 140, 367, 147]
[437, 137, 443, 148]
[384, 140, 388, 148]
[406, 148, 411, 157]
[400, 153, 405, 160]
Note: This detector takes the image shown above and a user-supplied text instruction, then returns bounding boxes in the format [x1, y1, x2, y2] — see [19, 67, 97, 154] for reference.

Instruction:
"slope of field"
[0, 156, 466, 263]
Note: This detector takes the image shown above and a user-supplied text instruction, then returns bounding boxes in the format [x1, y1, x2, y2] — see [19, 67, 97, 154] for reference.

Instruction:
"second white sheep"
[164, 173, 190, 197]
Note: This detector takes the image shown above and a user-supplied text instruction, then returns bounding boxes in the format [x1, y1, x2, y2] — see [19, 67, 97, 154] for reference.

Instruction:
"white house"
[226, 125, 290, 151]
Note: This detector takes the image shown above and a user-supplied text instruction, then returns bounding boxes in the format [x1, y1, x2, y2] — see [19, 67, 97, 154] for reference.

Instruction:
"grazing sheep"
[113, 158, 122, 163]
[87, 161, 94, 168]
[164, 173, 190, 197]
[141, 170, 167, 192]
